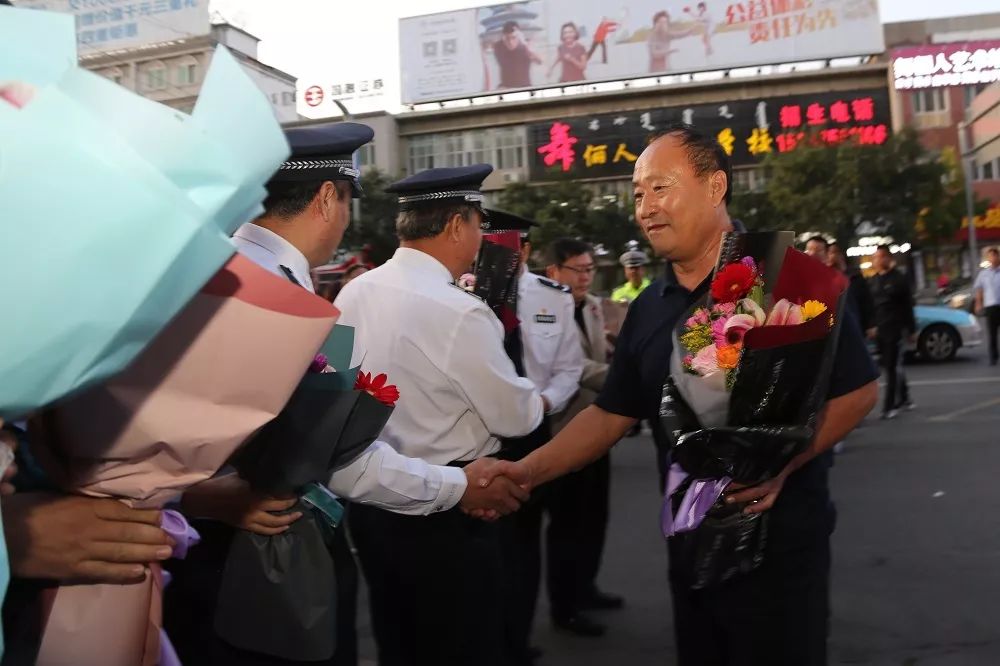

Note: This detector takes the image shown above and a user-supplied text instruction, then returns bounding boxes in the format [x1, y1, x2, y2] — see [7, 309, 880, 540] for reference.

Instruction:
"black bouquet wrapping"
[211, 325, 394, 660]
[660, 231, 850, 589]
[473, 230, 522, 333]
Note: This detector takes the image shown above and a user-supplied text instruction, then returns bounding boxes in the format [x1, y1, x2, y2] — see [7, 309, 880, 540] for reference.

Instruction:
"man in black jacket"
[869, 245, 917, 419]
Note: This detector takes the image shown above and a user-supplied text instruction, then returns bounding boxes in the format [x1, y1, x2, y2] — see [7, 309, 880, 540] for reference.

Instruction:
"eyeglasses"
[559, 264, 596, 276]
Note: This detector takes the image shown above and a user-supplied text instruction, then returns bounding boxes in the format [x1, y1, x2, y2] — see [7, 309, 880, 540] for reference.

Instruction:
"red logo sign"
[304, 85, 324, 107]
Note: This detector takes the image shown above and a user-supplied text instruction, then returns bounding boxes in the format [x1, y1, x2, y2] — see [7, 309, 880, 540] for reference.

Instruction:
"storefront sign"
[528, 88, 890, 179]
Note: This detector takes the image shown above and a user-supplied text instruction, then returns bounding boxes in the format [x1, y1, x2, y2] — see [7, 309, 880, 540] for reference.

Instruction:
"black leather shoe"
[552, 613, 606, 637]
[579, 589, 625, 611]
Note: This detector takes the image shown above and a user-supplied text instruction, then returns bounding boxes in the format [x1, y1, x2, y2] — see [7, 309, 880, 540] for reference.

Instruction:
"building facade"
[80, 23, 299, 122]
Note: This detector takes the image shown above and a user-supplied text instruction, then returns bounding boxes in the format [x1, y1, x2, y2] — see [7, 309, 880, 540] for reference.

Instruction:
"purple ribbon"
[660, 463, 731, 538]
[161, 509, 200, 559]
[158, 510, 201, 666]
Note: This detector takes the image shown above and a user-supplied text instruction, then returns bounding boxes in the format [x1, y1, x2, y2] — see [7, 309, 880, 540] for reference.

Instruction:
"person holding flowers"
[166, 127, 529, 666]
[480, 124, 879, 666]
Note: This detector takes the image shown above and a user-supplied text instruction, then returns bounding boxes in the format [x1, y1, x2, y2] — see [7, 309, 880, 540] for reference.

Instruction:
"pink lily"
[765, 299, 804, 326]
[723, 313, 759, 345]
[738, 298, 766, 326]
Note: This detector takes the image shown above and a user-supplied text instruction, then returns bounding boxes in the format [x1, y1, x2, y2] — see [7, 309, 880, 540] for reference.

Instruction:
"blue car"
[909, 305, 983, 362]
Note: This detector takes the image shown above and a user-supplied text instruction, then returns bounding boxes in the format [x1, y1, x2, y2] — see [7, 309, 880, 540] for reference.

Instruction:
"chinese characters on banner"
[892, 41, 1000, 90]
[15, 0, 210, 50]
[529, 88, 890, 179]
[725, 0, 839, 45]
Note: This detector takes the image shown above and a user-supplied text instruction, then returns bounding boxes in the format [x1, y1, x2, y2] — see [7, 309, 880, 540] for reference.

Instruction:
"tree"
[341, 169, 399, 265]
[496, 181, 644, 264]
[755, 128, 967, 245]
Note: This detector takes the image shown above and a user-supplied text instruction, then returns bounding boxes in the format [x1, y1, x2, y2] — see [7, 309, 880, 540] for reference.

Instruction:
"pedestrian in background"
[546, 238, 624, 639]
[828, 241, 877, 340]
[611, 245, 652, 304]
[869, 245, 916, 419]
[974, 246, 1000, 366]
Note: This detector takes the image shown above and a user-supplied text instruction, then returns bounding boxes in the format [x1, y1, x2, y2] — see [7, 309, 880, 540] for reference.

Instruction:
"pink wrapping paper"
[31, 253, 339, 666]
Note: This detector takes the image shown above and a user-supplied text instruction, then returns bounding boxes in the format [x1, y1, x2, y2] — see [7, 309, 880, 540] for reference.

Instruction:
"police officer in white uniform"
[483, 210, 584, 665]
[168, 128, 527, 666]
[334, 165, 545, 666]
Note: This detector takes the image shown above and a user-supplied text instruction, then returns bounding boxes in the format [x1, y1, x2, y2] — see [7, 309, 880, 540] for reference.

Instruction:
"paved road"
[360, 342, 1000, 665]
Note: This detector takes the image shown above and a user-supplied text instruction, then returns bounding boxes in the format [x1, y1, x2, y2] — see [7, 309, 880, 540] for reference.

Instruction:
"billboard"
[399, 0, 885, 104]
[892, 41, 1000, 91]
[14, 0, 210, 52]
[527, 88, 890, 180]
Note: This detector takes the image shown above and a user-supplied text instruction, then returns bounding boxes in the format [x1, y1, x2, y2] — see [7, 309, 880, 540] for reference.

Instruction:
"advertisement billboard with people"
[399, 0, 885, 104]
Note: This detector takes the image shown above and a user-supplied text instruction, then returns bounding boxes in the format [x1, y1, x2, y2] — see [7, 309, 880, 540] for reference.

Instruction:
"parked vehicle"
[910, 304, 982, 361]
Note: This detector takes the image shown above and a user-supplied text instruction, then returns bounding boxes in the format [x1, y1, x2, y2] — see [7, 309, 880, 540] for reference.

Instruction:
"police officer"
[485, 210, 584, 664]
[167, 130, 526, 666]
[611, 243, 652, 303]
[334, 165, 545, 666]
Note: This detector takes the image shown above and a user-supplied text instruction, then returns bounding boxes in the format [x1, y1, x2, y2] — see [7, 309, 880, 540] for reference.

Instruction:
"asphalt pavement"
[358, 341, 1000, 666]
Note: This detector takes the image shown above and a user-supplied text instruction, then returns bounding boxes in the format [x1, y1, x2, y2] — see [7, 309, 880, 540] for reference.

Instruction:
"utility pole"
[957, 121, 980, 277]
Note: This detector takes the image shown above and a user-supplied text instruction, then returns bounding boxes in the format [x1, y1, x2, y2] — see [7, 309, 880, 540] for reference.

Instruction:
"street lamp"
[957, 121, 980, 277]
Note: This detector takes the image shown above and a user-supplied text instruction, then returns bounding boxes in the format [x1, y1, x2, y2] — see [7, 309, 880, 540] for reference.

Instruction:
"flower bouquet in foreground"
[660, 231, 850, 589]
[212, 324, 398, 662]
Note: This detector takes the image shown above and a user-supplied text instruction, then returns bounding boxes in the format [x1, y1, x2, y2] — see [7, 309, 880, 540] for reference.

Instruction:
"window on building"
[732, 167, 767, 192]
[438, 133, 466, 168]
[467, 130, 494, 165]
[105, 67, 124, 85]
[964, 83, 989, 109]
[983, 160, 995, 181]
[912, 88, 947, 114]
[174, 57, 198, 86]
[356, 143, 376, 169]
[145, 61, 167, 91]
[494, 127, 525, 169]
[408, 136, 435, 173]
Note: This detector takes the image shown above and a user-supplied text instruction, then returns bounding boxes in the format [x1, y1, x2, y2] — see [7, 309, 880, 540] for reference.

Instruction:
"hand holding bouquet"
[661, 232, 849, 589]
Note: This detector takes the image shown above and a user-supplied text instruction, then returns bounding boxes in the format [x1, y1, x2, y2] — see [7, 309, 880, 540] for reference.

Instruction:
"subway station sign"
[528, 88, 890, 180]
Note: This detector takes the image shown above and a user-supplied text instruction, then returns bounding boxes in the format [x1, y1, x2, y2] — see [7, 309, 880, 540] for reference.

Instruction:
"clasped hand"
[459, 458, 534, 521]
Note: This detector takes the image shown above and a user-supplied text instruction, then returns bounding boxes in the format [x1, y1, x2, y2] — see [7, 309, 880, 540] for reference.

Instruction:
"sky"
[209, 0, 1000, 115]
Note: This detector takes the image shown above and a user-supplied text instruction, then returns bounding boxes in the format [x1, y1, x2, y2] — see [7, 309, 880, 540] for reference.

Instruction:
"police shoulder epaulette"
[536, 276, 571, 294]
[448, 282, 486, 302]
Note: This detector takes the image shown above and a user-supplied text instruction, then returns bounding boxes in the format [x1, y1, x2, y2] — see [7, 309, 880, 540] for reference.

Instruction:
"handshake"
[458, 457, 534, 521]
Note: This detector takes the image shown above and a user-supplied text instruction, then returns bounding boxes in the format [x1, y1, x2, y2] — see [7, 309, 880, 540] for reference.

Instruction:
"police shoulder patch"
[536, 277, 571, 293]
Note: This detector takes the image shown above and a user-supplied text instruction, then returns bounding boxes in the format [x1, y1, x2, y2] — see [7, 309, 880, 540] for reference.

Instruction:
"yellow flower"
[802, 300, 828, 322]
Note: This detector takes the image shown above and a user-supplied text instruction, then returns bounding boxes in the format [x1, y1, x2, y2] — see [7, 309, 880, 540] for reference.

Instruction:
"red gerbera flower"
[355, 371, 400, 407]
[711, 262, 757, 304]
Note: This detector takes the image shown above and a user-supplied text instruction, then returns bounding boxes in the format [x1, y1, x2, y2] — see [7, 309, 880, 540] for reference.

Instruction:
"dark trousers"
[877, 330, 909, 412]
[669, 535, 831, 666]
[499, 495, 544, 664]
[497, 422, 550, 663]
[163, 518, 359, 666]
[350, 503, 504, 666]
[546, 453, 612, 618]
[985, 305, 1000, 363]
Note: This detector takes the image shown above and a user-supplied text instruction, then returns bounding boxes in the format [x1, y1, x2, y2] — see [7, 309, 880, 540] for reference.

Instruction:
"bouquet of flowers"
[0, 7, 289, 419]
[20, 254, 340, 666]
[211, 325, 399, 662]
[660, 231, 850, 589]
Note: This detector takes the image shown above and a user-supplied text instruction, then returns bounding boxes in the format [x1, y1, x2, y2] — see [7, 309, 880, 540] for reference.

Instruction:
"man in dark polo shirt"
[479, 123, 879, 666]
